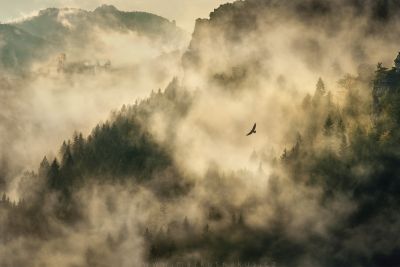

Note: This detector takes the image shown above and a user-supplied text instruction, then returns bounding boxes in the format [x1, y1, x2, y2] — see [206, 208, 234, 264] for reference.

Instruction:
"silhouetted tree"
[281, 148, 288, 161]
[324, 114, 334, 135]
[38, 156, 50, 178]
[48, 159, 60, 189]
[315, 78, 326, 97]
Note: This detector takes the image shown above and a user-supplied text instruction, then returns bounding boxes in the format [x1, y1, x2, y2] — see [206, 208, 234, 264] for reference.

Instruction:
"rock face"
[182, 0, 400, 92]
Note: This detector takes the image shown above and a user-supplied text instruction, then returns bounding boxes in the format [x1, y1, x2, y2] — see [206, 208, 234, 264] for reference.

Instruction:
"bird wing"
[246, 123, 257, 136]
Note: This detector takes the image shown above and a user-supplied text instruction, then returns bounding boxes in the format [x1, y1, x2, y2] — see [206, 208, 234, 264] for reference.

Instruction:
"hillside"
[14, 5, 184, 43]
[2, 1, 400, 267]
[0, 24, 48, 70]
[2, 55, 400, 266]
[183, 0, 400, 92]
[0, 5, 186, 72]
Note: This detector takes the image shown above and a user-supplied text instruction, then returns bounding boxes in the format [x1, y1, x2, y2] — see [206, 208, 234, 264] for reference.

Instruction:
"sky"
[0, 0, 233, 32]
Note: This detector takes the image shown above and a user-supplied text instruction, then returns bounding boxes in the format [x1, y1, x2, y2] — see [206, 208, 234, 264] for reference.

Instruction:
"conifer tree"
[315, 78, 326, 97]
[324, 115, 334, 135]
[48, 159, 60, 189]
[38, 156, 50, 178]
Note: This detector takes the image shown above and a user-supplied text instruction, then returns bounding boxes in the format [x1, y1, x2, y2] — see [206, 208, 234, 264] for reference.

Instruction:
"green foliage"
[273, 64, 400, 265]
[7, 53, 400, 266]
[39, 82, 193, 199]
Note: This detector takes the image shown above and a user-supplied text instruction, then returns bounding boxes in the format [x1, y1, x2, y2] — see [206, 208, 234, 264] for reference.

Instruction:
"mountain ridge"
[0, 5, 186, 72]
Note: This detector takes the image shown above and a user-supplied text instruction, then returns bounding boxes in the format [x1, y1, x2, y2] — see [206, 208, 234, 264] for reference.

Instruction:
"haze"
[0, 0, 233, 32]
[2, 1, 400, 266]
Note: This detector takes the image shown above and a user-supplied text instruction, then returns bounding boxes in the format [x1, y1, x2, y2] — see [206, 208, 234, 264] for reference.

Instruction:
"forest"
[1, 57, 400, 266]
[2, 0, 400, 267]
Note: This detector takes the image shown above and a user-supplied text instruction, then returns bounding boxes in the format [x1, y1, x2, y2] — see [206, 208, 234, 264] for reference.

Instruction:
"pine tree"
[258, 162, 264, 174]
[313, 78, 326, 105]
[337, 116, 346, 134]
[59, 141, 68, 157]
[291, 134, 302, 158]
[316, 78, 326, 96]
[324, 115, 334, 135]
[61, 144, 75, 187]
[281, 148, 288, 161]
[72, 132, 85, 159]
[38, 156, 50, 178]
[62, 144, 74, 168]
[48, 159, 60, 189]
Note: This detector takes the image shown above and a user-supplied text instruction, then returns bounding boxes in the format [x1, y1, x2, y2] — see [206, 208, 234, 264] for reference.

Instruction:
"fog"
[1, 0, 235, 32]
[0, 21, 187, 193]
[2, 0, 400, 266]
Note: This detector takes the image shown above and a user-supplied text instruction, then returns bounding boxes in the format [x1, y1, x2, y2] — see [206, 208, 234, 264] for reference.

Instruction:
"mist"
[0, 10, 188, 194]
[0, 0, 235, 32]
[2, 0, 400, 266]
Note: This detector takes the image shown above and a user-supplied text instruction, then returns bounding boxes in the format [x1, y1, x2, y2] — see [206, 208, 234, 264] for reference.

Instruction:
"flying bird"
[246, 123, 257, 136]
